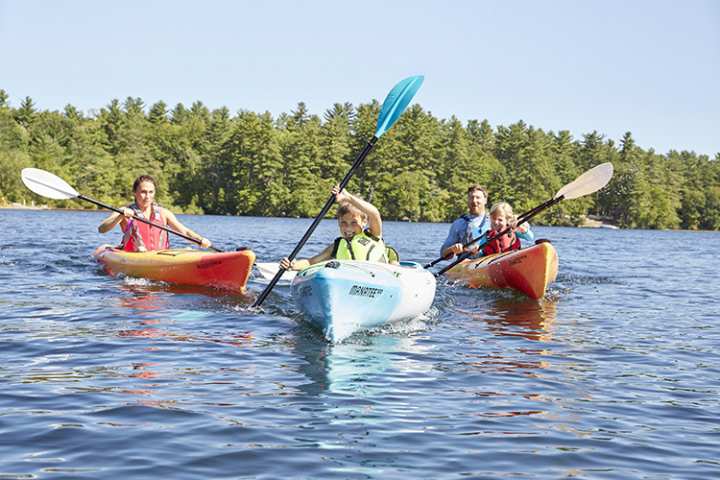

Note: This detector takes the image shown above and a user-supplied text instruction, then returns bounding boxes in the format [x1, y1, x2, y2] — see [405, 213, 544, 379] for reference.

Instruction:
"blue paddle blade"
[374, 75, 424, 138]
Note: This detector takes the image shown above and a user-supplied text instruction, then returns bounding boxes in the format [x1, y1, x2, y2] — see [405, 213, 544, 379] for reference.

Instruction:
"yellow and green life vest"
[332, 230, 392, 263]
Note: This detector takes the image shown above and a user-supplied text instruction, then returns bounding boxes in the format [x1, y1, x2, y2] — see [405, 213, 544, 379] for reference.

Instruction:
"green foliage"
[278, 104, 324, 217]
[382, 171, 428, 221]
[0, 90, 717, 230]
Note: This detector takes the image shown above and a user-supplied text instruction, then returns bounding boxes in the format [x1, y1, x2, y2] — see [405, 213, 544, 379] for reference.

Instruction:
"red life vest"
[483, 229, 521, 256]
[120, 203, 169, 252]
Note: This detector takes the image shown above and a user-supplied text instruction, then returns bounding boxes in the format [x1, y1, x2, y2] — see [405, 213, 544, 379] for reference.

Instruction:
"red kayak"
[94, 245, 256, 293]
[445, 242, 558, 299]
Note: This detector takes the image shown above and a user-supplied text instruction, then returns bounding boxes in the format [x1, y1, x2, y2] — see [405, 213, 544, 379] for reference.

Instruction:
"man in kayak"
[98, 175, 212, 252]
[280, 185, 389, 270]
[482, 201, 533, 255]
[440, 185, 533, 259]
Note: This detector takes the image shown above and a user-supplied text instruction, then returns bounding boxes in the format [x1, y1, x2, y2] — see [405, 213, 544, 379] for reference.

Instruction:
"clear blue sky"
[1, 0, 718, 156]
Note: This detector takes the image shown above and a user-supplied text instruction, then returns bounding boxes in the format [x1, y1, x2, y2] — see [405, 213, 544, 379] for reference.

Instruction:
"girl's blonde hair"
[489, 201, 516, 222]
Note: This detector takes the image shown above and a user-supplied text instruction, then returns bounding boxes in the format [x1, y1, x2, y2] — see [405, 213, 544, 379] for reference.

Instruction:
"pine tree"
[15, 96, 36, 130]
[279, 104, 323, 217]
[148, 101, 169, 124]
[218, 111, 284, 215]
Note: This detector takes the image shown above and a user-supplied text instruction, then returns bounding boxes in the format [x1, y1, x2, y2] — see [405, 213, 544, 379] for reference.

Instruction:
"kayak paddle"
[434, 162, 615, 276]
[252, 75, 425, 308]
[20, 167, 223, 252]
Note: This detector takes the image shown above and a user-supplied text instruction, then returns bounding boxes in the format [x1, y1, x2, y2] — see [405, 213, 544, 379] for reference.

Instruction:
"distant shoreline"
[0, 203, 87, 212]
[5, 205, 720, 232]
[8, 204, 716, 232]
[2, 203, 623, 229]
[1, 202, 50, 210]
[579, 215, 620, 230]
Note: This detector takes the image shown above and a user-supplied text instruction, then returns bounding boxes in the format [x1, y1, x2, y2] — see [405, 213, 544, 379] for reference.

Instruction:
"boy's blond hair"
[489, 201, 516, 222]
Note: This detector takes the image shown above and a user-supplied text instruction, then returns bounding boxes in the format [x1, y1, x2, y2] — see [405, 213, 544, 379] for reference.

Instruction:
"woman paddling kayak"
[98, 175, 212, 252]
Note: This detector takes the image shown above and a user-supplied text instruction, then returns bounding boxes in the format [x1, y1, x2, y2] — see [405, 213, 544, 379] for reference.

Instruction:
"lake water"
[1, 209, 718, 479]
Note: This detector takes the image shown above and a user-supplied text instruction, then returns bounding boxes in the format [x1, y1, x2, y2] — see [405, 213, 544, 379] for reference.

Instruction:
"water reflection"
[457, 297, 558, 342]
[286, 295, 558, 397]
[291, 331, 435, 396]
[451, 297, 559, 378]
[483, 297, 557, 342]
[118, 361, 178, 409]
[115, 285, 253, 345]
[117, 324, 252, 347]
[116, 277, 255, 304]
[111, 288, 252, 406]
[117, 288, 167, 314]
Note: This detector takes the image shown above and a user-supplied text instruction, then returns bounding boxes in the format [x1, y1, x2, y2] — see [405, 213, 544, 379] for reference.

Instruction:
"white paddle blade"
[21, 168, 79, 200]
[555, 162, 614, 200]
[255, 262, 297, 285]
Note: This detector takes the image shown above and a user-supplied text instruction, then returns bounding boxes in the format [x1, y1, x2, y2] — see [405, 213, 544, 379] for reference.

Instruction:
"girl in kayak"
[280, 185, 391, 270]
[98, 175, 212, 252]
[482, 201, 534, 255]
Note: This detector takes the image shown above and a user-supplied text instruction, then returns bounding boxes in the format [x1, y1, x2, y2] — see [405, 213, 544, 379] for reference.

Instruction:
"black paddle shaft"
[435, 195, 564, 277]
[252, 137, 378, 308]
[79, 193, 222, 252]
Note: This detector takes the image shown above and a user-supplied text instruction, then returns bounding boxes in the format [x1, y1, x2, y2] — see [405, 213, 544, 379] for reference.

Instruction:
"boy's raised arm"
[333, 186, 382, 238]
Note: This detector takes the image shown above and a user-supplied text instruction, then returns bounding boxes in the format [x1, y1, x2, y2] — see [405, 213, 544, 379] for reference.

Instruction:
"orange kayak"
[93, 245, 255, 293]
[445, 242, 558, 299]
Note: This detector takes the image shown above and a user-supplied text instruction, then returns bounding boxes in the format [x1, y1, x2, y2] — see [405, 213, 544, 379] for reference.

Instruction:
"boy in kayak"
[482, 201, 534, 255]
[280, 185, 391, 270]
[98, 175, 212, 252]
[440, 185, 533, 259]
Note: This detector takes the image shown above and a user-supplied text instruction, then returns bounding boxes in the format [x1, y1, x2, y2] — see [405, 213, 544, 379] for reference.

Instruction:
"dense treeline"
[1, 89, 719, 229]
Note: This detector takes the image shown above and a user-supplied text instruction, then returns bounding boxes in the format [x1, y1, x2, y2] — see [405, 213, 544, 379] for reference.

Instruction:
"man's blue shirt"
[440, 213, 535, 259]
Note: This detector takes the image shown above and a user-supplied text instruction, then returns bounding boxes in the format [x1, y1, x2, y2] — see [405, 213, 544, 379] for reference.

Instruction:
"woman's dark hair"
[132, 175, 157, 192]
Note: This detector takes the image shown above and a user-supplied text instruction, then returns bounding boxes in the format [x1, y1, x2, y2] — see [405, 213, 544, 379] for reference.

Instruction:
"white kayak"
[291, 260, 437, 342]
[255, 262, 298, 285]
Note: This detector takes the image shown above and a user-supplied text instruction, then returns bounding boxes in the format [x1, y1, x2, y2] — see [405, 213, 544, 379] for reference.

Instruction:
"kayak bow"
[291, 260, 436, 342]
